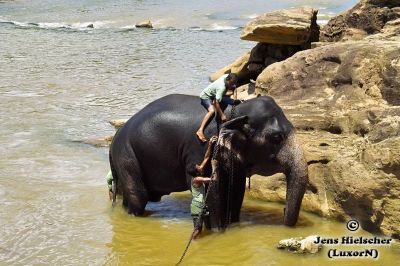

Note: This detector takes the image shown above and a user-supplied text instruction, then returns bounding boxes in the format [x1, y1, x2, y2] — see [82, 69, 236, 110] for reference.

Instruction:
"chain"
[176, 138, 221, 265]
[225, 136, 234, 227]
[177, 89, 239, 264]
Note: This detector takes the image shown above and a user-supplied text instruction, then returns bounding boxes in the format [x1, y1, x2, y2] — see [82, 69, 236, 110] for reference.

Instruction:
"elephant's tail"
[109, 146, 118, 207]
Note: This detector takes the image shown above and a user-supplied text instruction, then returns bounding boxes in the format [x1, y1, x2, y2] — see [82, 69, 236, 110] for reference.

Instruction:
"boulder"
[277, 236, 322, 254]
[211, 7, 321, 83]
[135, 20, 153, 28]
[240, 8, 319, 45]
[110, 119, 128, 130]
[320, 0, 400, 42]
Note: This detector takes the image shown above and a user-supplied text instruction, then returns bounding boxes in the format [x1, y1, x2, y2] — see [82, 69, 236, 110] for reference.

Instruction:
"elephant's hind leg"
[117, 151, 148, 216]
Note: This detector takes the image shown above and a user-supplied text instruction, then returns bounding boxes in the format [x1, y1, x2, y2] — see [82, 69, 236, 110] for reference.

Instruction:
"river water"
[1, 0, 399, 265]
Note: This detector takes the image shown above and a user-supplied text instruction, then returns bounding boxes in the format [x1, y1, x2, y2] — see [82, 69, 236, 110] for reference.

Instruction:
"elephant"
[109, 94, 308, 229]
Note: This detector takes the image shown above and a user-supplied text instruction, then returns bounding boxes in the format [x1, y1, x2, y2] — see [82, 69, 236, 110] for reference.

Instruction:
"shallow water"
[105, 194, 400, 266]
[1, 0, 399, 265]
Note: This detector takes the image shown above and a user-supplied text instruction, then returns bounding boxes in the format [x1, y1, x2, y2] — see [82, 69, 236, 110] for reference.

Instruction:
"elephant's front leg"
[230, 171, 246, 223]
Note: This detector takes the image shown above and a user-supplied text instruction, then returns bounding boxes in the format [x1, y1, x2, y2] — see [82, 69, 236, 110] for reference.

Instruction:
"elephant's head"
[206, 97, 308, 229]
[234, 96, 308, 226]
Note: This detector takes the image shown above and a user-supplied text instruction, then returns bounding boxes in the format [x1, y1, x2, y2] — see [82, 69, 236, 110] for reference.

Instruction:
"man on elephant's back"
[196, 73, 241, 142]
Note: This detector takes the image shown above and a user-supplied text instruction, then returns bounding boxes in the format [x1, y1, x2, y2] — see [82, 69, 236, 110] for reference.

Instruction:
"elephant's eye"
[269, 133, 284, 144]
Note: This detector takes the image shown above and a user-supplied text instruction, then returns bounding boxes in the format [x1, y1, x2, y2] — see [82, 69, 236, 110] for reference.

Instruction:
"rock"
[76, 135, 113, 147]
[366, 18, 400, 41]
[248, 130, 400, 238]
[320, 0, 400, 42]
[209, 52, 250, 82]
[235, 83, 257, 100]
[367, 115, 400, 142]
[277, 236, 322, 254]
[87, 23, 94, 28]
[255, 40, 400, 133]
[211, 7, 322, 83]
[247, 43, 303, 80]
[135, 20, 153, 28]
[241, 8, 319, 45]
[249, 36, 400, 237]
[110, 119, 128, 130]
[210, 43, 304, 84]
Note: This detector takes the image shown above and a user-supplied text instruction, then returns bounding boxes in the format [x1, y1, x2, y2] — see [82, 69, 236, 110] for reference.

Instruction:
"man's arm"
[192, 176, 212, 188]
[213, 100, 227, 122]
[225, 89, 234, 96]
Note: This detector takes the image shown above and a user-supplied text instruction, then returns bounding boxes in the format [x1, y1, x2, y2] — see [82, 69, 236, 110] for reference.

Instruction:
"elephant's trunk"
[277, 132, 308, 226]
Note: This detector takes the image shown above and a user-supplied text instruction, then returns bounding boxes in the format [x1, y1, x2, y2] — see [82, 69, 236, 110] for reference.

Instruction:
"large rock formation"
[252, 34, 400, 237]
[320, 0, 400, 42]
[255, 40, 400, 131]
[241, 8, 319, 45]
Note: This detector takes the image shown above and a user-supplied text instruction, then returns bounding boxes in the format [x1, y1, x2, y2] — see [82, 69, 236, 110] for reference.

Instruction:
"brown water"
[1, 0, 399, 265]
[104, 193, 399, 265]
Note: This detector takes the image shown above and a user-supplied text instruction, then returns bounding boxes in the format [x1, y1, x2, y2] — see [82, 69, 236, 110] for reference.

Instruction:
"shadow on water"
[109, 192, 312, 226]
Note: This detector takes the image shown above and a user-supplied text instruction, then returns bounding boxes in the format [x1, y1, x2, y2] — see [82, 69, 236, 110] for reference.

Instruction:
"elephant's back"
[126, 94, 203, 135]
[111, 94, 208, 193]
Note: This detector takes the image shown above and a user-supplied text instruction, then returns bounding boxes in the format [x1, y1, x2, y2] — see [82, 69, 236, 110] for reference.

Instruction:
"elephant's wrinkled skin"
[109, 94, 308, 228]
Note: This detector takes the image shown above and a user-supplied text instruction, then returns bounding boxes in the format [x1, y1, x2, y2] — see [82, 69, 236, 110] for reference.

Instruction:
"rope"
[175, 228, 197, 265]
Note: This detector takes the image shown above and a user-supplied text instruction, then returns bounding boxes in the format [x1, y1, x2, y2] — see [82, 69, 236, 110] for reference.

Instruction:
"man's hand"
[213, 100, 227, 122]
[192, 176, 212, 188]
[221, 114, 227, 122]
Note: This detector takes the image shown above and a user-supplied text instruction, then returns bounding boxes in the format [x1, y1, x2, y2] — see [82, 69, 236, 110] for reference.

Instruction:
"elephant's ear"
[221, 115, 248, 131]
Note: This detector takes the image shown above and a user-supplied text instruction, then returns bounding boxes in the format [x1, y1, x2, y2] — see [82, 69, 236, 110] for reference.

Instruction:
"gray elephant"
[109, 94, 308, 230]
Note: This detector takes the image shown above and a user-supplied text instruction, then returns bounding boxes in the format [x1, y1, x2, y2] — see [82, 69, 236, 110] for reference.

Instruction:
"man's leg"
[106, 170, 113, 200]
[221, 96, 235, 106]
[196, 104, 215, 142]
[191, 179, 206, 239]
[192, 214, 203, 239]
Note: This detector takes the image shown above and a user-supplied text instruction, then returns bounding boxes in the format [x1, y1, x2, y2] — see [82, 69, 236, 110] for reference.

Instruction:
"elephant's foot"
[125, 193, 148, 216]
[196, 131, 207, 143]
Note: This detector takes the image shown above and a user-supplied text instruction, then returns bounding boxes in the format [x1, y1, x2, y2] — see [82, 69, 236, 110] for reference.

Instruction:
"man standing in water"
[196, 73, 239, 142]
